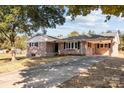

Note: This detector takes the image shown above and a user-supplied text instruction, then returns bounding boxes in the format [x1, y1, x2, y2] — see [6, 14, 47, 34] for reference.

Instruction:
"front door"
[92, 44, 96, 55]
[55, 43, 58, 53]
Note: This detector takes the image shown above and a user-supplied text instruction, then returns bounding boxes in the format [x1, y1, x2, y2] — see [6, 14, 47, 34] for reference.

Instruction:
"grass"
[0, 51, 124, 75]
[118, 51, 124, 58]
[0, 54, 26, 73]
[0, 54, 26, 60]
[0, 54, 73, 74]
[58, 52, 124, 88]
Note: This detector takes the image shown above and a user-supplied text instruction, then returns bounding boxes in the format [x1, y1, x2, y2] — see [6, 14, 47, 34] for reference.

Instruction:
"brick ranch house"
[27, 32, 120, 57]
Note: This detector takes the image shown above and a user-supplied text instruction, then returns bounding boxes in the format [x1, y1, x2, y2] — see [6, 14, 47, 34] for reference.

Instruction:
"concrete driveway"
[0, 56, 111, 88]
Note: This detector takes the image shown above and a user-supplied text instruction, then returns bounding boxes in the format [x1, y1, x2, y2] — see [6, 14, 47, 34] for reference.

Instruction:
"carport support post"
[80, 41, 83, 54]
[110, 40, 114, 56]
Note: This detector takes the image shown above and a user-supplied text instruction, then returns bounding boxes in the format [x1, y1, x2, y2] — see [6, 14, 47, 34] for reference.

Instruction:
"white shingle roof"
[101, 32, 117, 37]
[27, 34, 57, 43]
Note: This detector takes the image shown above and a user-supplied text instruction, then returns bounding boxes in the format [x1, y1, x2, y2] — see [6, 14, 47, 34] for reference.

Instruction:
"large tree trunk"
[11, 41, 17, 62]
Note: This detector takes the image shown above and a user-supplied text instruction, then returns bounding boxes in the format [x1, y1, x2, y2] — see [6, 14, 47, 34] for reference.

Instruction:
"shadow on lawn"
[58, 57, 124, 88]
[13, 56, 124, 88]
[0, 56, 26, 61]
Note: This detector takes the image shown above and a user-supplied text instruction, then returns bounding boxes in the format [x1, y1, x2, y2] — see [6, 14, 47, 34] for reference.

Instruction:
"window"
[100, 44, 103, 48]
[69, 43, 70, 48]
[35, 42, 38, 47]
[88, 43, 90, 47]
[29, 43, 31, 47]
[75, 42, 78, 48]
[64, 42, 65, 49]
[65, 43, 68, 48]
[64, 42, 80, 49]
[64, 42, 68, 49]
[29, 42, 38, 47]
[78, 42, 80, 49]
[88, 43, 91, 48]
[97, 43, 111, 48]
[31, 53, 36, 56]
[109, 43, 111, 48]
[72, 42, 74, 49]
[105, 44, 108, 48]
[97, 44, 99, 48]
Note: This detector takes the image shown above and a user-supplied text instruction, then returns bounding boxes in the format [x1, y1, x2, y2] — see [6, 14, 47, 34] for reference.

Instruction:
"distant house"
[27, 32, 120, 57]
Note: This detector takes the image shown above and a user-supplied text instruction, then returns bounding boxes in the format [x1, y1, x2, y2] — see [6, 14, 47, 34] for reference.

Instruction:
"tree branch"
[0, 29, 10, 40]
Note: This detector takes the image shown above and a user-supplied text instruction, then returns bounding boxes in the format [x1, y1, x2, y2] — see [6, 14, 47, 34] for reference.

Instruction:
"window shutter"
[72, 42, 74, 49]
[97, 44, 99, 48]
[64, 42, 65, 49]
[78, 42, 80, 49]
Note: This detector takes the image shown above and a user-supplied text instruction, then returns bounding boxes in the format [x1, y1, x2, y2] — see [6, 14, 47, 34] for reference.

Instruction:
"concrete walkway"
[0, 56, 111, 88]
[0, 69, 24, 88]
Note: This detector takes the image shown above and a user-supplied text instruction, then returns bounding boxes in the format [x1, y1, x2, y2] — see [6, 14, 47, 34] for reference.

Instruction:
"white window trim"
[64, 42, 80, 49]
[97, 43, 111, 48]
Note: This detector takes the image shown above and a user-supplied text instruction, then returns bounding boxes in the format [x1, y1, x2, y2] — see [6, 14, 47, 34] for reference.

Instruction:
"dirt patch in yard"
[0, 55, 77, 74]
[58, 56, 124, 88]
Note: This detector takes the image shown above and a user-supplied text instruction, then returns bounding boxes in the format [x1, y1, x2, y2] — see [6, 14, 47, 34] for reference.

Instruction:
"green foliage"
[66, 5, 124, 21]
[0, 5, 65, 48]
[0, 35, 27, 50]
[101, 6, 124, 17]
[68, 31, 80, 37]
[0, 40, 11, 49]
[15, 35, 27, 50]
[1, 5, 124, 50]
[0, 33, 6, 44]
[66, 6, 99, 20]
[119, 34, 124, 50]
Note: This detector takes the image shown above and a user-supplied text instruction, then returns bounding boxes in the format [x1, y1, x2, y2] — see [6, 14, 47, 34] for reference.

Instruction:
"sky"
[38, 9, 124, 37]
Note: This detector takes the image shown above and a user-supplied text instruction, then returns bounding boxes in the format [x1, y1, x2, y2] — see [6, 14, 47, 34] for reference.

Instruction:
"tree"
[15, 35, 27, 50]
[106, 30, 112, 33]
[66, 6, 98, 20]
[117, 30, 121, 36]
[68, 31, 80, 37]
[82, 32, 86, 35]
[0, 35, 27, 50]
[0, 33, 7, 47]
[1, 5, 124, 61]
[119, 33, 124, 51]
[87, 30, 95, 35]
[1, 40, 11, 50]
[66, 6, 124, 21]
[42, 29, 47, 35]
[0, 6, 65, 61]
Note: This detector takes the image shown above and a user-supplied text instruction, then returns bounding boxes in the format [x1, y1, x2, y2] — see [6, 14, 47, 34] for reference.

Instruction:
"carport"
[86, 39, 113, 56]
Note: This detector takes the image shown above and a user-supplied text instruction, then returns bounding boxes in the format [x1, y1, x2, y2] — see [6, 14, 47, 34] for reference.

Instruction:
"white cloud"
[46, 10, 123, 36]
[118, 17, 124, 22]
[65, 13, 109, 30]
[66, 15, 105, 24]
[78, 22, 109, 29]
[91, 9, 102, 15]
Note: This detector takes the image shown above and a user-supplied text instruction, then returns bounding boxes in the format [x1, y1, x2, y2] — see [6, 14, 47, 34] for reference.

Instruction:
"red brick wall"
[46, 42, 56, 56]
[58, 42, 84, 55]
[85, 42, 93, 56]
[27, 42, 47, 57]
[95, 48, 110, 55]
